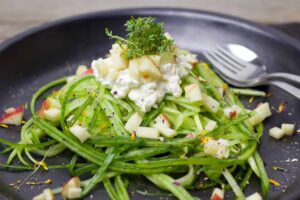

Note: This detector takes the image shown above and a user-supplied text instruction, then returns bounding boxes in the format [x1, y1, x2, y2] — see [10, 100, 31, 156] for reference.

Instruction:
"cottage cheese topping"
[92, 44, 197, 112]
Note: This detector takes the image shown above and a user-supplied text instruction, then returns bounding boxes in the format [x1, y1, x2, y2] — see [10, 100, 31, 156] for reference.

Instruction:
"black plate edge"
[1, 7, 300, 53]
[1, 7, 300, 200]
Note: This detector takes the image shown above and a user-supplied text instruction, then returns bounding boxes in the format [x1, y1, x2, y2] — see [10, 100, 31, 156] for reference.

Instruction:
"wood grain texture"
[0, 0, 300, 43]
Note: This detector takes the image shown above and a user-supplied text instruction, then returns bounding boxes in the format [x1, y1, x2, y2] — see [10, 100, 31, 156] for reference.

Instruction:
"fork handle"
[267, 73, 300, 84]
[270, 81, 300, 99]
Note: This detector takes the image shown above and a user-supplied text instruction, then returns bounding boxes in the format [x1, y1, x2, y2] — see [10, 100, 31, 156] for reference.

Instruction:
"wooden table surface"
[0, 0, 300, 44]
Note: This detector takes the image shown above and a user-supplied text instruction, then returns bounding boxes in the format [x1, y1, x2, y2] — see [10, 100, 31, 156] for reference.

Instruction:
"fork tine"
[204, 51, 238, 76]
[210, 49, 242, 73]
[215, 48, 244, 71]
[217, 47, 256, 69]
[217, 47, 260, 74]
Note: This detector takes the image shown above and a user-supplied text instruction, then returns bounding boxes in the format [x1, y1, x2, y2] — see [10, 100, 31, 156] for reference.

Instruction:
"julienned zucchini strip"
[0, 62, 270, 199]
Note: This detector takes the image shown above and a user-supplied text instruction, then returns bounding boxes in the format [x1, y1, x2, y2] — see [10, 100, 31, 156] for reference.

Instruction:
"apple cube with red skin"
[185, 133, 195, 139]
[210, 188, 224, 200]
[38, 97, 61, 118]
[75, 65, 94, 76]
[38, 100, 50, 117]
[0, 105, 25, 125]
[76, 65, 88, 76]
[80, 68, 94, 76]
[154, 114, 171, 127]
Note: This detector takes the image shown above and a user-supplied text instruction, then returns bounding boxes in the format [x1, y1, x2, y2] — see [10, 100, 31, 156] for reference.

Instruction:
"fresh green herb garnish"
[105, 17, 174, 59]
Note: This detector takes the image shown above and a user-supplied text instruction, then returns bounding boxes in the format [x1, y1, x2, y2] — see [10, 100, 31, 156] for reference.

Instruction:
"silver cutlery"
[204, 44, 300, 99]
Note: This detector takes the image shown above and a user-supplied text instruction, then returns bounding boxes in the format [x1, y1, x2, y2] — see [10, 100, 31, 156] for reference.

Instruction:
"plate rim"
[1, 7, 300, 52]
[0, 7, 300, 200]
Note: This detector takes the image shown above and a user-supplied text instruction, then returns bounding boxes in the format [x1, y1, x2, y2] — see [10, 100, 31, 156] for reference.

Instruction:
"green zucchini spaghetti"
[0, 17, 273, 200]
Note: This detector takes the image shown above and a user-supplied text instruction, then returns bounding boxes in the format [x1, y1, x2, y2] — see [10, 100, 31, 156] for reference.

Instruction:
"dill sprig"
[105, 17, 174, 59]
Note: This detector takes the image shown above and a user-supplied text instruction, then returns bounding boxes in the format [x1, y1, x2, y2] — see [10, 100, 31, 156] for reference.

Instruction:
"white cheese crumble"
[92, 44, 197, 112]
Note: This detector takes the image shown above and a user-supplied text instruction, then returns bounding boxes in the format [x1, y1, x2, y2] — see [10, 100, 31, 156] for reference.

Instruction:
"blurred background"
[0, 0, 300, 43]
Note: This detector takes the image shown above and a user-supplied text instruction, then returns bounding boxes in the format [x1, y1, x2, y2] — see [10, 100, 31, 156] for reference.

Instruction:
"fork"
[204, 45, 300, 99]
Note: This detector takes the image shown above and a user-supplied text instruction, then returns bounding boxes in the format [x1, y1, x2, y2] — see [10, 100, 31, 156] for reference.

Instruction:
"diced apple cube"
[249, 103, 272, 126]
[154, 114, 171, 127]
[248, 113, 263, 126]
[217, 87, 224, 97]
[205, 120, 217, 132]
[139, 56, 162, 80]
[47, 97, 61, 109]
[204, 139, 218, 156]
[136, 127, 160, 139]
[210, 188, 224, 200]
[62, 177, 81, 199]
[69, 125, 91, 143]
[44, 108, 61, 122]
[160, 53, 176, 65]
[203, 93, 220, 113]
[33, 189, 55, 200]
[39, 97, 60, 118]
[43, 189, 55, 200]
[245, 192, 262, 200]
[224, 105, 241, 118]
[67, 75, 76, 83]
[148, 55, 161, 66]
[76, 65, 88, 76]
[67, 187, 82, 199]
[256, 102, 272, 117]
[92, 58, 112, 77]
[153, 122, 176, 138]
[0, 105, 24, 125]
[33, 193, 45, 200]
[184, 83, 203, 102]
[110, 44, 128, 70]
[128, 59, 140, 80]
[204, 138, 229, 159]
[269, 127, 285, 139]
[125, 112, 143, 133]
[80, 68, 94, 76]
[281, 123, 295, 136]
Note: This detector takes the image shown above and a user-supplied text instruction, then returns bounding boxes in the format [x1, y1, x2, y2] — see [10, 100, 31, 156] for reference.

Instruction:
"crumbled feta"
[128, 82, 164, 112]
[92, 43, 197, 112]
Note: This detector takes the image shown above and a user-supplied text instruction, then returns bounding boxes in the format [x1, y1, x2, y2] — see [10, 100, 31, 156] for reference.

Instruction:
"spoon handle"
[270, 81, 300, 99]
[267, 73, 300, 84]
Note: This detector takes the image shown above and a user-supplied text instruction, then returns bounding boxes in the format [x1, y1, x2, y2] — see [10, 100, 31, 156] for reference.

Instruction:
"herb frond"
[105, 17, 174, 59]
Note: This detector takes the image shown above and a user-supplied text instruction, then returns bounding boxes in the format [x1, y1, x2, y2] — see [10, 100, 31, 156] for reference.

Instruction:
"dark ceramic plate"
[0, 8, 300, 200]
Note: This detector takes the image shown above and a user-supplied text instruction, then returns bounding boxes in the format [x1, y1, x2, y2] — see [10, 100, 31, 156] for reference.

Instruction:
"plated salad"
[0, 17, 295, 200]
